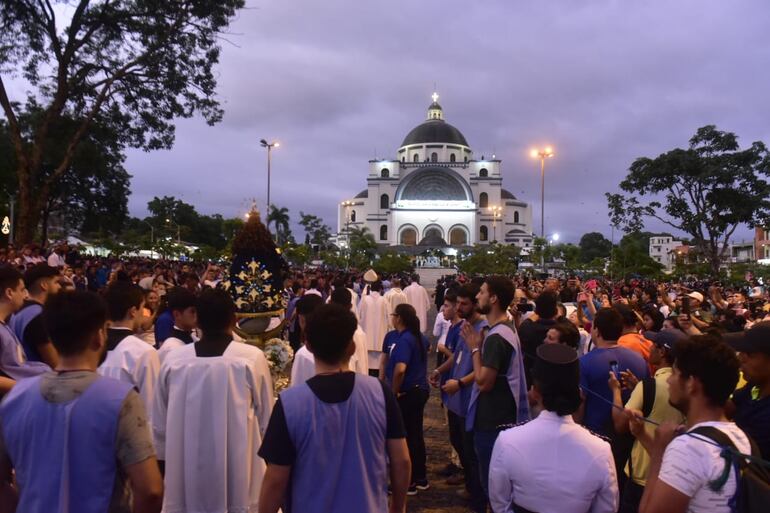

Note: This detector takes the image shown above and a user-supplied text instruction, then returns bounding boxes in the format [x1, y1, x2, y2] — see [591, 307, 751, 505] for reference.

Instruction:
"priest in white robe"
[404, 274, 431, 333]
[153, 290, 274, 513]
[383, 277, 408, 329]
[358, 280, 389, 372]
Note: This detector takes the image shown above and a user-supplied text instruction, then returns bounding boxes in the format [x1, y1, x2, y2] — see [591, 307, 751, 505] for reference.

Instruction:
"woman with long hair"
[386, 303, 430, 495]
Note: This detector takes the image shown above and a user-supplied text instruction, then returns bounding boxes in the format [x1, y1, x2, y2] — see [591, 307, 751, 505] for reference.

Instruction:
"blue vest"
[0, 374, 133, 513]
[9, 303, 44, 362]
[466, 322, 531, 431]
[443, 319, 487, 417]
[281, 374, 388, 513]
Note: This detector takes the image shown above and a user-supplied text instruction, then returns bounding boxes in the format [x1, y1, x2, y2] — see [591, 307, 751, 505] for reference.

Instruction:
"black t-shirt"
[259, 372, 406, 466]
[518, 318, 556, 385]
[732, 385, 770, 460]
[474, 332, 517, 431]
[18, 301, 49, 353]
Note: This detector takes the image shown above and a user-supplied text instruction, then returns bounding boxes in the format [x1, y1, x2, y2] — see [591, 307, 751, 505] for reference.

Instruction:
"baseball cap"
[723, 321, 770, 354]
[687, 291, 704, 303]
[23, 264, 60, 289]
[644, 329, 687, 351]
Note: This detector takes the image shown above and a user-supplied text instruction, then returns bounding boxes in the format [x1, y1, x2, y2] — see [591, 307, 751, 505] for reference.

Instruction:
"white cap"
[687, 291, 704, 303]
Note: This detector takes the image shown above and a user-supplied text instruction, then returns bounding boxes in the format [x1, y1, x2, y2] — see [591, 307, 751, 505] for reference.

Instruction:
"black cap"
[23, 264, 60, 289]
[644, 329, 687, 351]
[723, 321, 770, 354]
[533, 343, 579, 383]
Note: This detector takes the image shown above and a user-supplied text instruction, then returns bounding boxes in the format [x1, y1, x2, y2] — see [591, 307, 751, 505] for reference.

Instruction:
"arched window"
[350, 210, 356, 223]
[479, 168, 488, 177]
[400, 228, 417, 246]
[381, 168, 389, 178]
[431, 152, 438, 162]
[401, 156, 405, 162]
[380, 225, 388, 241]
[479, 192, 488, 208]
[514, 211, 520, 223]
[480, 226, 488, 242]
[449, 228, 467, 246]
[413, 153, 419, 162]
[464, 156, 468, 163]
[380, 194, 389, 209]
[450, 153, 456, 162]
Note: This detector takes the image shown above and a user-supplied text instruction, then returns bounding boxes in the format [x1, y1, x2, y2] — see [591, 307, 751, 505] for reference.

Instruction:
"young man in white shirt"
[638, 334, 749, 513]
[99, 281, 160, 423]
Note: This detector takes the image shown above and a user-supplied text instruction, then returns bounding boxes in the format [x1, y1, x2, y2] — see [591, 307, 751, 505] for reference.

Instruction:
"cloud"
[123, 0, 770, 243]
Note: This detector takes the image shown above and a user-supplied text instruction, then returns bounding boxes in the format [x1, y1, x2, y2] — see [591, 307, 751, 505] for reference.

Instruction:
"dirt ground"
[405, 389, 471, 513]
[406, 304, 470, 512]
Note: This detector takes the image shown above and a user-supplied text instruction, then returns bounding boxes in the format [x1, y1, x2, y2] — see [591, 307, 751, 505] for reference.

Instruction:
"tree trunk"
[40, 206, 51, 247]
[15, 190, 40, 245]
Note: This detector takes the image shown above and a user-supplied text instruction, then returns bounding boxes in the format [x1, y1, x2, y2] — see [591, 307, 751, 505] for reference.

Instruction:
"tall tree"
[578, 232, 613, 263]
[347, 226, 377, 269]
[607, 126, 770, 275]
[298, 212, 332, 250]
[0, 0, 244, 242]
[267, 205, 291, 245]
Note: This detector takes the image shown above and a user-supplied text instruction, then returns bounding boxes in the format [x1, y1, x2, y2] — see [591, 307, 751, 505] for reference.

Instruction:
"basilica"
[337, 94, 534, 251]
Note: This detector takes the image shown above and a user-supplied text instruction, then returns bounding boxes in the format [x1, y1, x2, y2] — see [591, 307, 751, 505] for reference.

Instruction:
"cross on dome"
[431, 92, 439, 103]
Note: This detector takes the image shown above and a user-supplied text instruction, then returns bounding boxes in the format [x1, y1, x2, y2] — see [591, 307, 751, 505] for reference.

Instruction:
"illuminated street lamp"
[530, 146, 555, 238]
[341, 200, 355, 245]
[165, 218, 180, 243]
[260, 139, 280, 211]
[488, 205, 503, 242]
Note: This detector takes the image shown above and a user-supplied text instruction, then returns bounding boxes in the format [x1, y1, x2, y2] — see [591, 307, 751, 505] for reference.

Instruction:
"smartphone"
[609, 360, 620, 380]
[516, 301, 533, 313]
[682, 297, 691, 317]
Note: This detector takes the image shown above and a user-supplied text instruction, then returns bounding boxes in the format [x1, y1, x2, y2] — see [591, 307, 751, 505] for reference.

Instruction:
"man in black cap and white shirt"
[488, 343, 618, 513]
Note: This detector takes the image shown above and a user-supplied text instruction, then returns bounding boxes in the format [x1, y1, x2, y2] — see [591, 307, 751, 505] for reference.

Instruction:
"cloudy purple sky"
[122, 0, 770, 243]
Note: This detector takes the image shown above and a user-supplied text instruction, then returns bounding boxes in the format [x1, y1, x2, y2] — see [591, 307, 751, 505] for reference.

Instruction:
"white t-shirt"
[658, 421, 750, 513]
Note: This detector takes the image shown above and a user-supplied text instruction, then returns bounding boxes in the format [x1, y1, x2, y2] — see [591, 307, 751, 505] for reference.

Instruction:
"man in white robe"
[153, 289, 274, 513]
[383, 277, 408, 329]
[99, 282, 160, 424]
[404, 273, 431, 333]
[358, 280, 389, 372]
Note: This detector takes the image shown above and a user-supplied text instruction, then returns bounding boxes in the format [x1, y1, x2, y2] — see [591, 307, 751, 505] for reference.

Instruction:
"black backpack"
[690, 426, 770, 513]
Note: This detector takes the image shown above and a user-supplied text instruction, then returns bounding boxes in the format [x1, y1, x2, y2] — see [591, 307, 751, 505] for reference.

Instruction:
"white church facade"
[337, 94, 534, 250]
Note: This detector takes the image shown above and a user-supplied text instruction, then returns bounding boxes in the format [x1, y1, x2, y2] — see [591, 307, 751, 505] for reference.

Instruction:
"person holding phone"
[574, 308, 649, 492]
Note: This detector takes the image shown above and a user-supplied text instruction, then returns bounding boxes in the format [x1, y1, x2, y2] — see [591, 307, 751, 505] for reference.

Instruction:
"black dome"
[501, 189, 517, 200]
[401, 120, 469, 147]
[354, 189, 368, 199]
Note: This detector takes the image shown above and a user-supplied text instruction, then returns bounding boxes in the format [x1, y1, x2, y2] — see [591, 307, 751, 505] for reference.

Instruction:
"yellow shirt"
[624, 367, 686, 485]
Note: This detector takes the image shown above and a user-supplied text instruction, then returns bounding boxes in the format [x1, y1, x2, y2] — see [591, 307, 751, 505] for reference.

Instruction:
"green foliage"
[457, 243, 521, 275]
[551, 243, 582, 271]
[281, 242, 311, 267]
[347, 226, 378, 269]
[373, 252, 413, 275]
[267, 205, 292, 245]
[608, 232, 664, 278]
[607, 125, 770, 275]
[0, 0, 245, 242]
[298, 212, 332, 250]
[578, 232, 613, 262]
[0, 108, 130, 240]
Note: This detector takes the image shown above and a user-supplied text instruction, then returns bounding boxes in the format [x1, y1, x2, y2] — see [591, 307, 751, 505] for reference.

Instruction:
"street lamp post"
[341, 201, 354, 269]
[260, 139, 280, 212]
[488, 205, 502, 243]
[165, 218, 180, 243]
[530, 146, 554, 238]
[141, 220, 154, 245]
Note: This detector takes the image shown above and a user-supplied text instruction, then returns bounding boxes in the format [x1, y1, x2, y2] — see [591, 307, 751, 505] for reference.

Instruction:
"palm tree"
[347, 226, 378, 269]
[267, 205, 291, 245]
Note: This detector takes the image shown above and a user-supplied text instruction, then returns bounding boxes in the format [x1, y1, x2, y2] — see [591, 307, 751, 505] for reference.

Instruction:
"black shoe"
[437, 462, 462, 477]
[407, 484, 418, 496]
[414, 480, 430, 491]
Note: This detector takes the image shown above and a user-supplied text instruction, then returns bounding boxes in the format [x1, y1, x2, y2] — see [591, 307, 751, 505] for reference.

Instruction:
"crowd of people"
[0, 244, 768, 512]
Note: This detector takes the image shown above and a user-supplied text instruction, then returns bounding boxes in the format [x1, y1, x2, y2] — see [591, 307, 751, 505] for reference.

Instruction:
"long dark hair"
[395, 303, 425, 362]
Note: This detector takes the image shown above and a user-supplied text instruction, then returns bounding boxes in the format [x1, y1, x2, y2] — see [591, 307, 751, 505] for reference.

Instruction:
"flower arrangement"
[263, 337, 294, 393]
